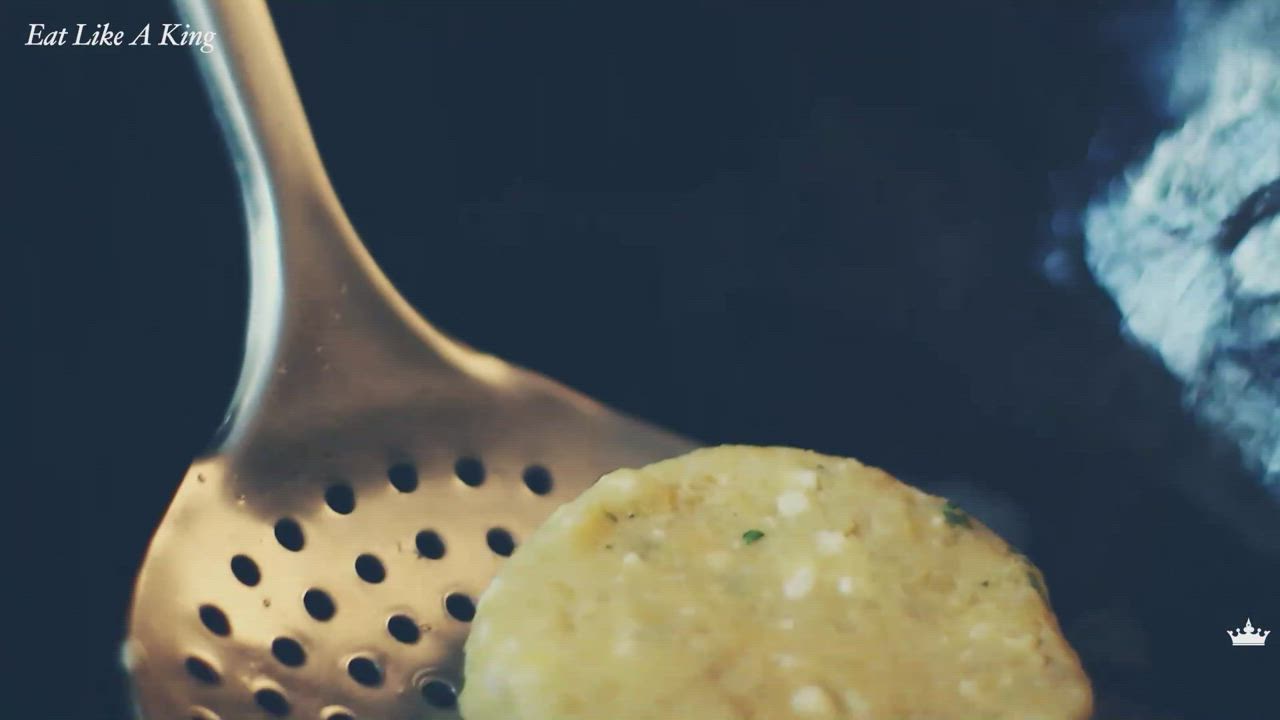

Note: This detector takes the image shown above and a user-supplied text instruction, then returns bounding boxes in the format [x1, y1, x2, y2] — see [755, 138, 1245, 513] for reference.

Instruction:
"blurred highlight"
[1085, 0, 1280, 492]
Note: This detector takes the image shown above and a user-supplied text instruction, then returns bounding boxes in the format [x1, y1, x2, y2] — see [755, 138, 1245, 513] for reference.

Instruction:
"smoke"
[1083, 0, 1280, 490]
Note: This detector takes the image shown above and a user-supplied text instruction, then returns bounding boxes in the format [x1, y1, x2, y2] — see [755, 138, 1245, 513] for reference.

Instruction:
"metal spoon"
[124, 3, 695, 719]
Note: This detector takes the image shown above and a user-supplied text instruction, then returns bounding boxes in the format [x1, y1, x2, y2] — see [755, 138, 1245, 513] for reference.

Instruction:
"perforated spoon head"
[126, 367, 691, 720]
[125, 3, 694, 719]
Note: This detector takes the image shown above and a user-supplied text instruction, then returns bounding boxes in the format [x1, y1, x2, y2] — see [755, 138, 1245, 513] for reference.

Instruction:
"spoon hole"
[198, 605, 231, 636]
[522, 464, 554, 495]
[254, 688, 290, 717]
[387, 614, 421, 644]
[355, 554, 386, 583]
[303, 589, 336, 621]
[445, 593, 476, 622]
[415, 530, 446, 559]
[271, 637, 306, 667]
[421, 680, 458, 708]
[184, 656, 220, 685]
[347, 656, 383, 687]
[325, 484, 356, 515]
[230, 554, 260, 586]
[388, 462, 418, 492]
[454, 457, 485, 487]
[486, 528, 517, 557]
[274, 518, 305, 552]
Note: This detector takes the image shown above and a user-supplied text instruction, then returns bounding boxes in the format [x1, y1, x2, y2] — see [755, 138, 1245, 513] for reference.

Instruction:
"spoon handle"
[175, 0, 463, 447]
[176, 0, 329, 207]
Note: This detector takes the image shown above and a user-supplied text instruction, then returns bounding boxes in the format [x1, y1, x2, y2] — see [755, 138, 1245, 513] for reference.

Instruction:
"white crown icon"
[1227, 618, 1270, 647]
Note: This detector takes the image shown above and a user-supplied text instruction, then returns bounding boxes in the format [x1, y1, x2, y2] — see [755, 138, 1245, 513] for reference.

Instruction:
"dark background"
[11, 1, 1280, 718]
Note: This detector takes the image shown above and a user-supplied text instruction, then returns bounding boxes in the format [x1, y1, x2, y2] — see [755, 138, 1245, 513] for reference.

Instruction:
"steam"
[1084, 0, 1280, 490]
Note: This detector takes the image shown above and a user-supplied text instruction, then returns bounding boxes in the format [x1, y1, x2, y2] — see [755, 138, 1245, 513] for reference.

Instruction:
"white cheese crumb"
[814, 530, 846, 555]
[1003, 634, 1037, 652]
[679, 606, 697, 617]
[622, 552, 641, 566]
[604, 472, 637, 492]
[842, 688, 871, 717]
[613, 637, 636, 656]
[787, 468, 819, 489]
[791, 685, 834, 715]
[784, 566, 817, 599]
[773, 653, 799, 669]
[555, 509, 582, 528]
[483, 667, 507, 694]
[777, 491, 811, 517]
[968, 623, 990, 640]
[651, 527, 667, 540]
[836, 576, 856, 596]
[958, 679, 979, 698]
[930, 515, 945, 528]
[779, 617, 796, 630]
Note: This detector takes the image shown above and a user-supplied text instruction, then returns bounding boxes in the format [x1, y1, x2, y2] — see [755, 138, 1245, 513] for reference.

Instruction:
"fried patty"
[461, 446, 1092, 720]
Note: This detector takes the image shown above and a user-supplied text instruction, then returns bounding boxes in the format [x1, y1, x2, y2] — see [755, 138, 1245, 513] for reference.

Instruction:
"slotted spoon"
[124, 2, 696, 719]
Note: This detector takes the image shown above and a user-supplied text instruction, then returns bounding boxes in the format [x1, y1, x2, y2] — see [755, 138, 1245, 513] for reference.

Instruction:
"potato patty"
[461, 446, 1092, 720]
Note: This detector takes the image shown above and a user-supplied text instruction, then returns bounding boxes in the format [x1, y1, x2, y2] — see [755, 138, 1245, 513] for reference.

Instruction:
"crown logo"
[1227, 618, 1270, 647]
